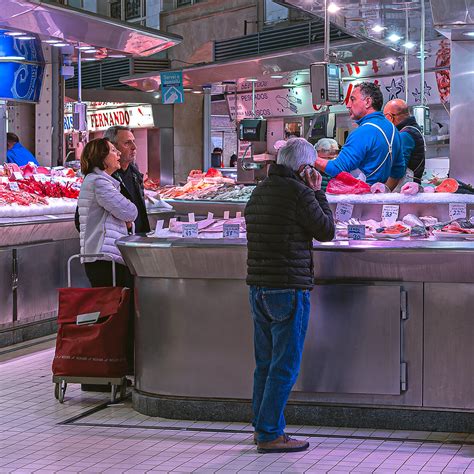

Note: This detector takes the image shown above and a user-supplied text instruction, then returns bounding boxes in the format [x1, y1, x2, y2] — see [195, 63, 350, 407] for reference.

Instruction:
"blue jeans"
[249, 285, 310, 443]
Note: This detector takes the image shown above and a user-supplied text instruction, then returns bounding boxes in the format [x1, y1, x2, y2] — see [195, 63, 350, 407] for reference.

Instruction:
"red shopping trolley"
[52, 254, 131, 403]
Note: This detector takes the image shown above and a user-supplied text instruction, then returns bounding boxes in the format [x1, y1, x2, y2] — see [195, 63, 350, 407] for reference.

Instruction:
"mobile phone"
[299, 164, 316, 180]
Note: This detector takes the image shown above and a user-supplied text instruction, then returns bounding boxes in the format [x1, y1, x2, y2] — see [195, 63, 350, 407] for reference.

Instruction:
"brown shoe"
[257, 433, 309, 454]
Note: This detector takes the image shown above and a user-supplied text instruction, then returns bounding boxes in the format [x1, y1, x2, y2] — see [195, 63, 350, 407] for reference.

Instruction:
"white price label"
[34, 174, 47, 183]
[382, 204, 399, 222]
[469, 209, 474, 224]
[13, 172, 23, 180]
[9, 182, 20, 192]
[335, 203, 354, 222]
[223, 223, 240, 239]
[182, 223, 198, 238]
[449, 203, 466, 220]
[348, 224, 366, 240]
[0, 177, 9, 184]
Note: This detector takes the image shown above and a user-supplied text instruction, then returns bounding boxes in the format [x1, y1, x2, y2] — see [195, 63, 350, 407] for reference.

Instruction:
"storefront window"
[110, 0, 121, 19]
[264, 0, 288, 25]
[125, 0, 142, 19]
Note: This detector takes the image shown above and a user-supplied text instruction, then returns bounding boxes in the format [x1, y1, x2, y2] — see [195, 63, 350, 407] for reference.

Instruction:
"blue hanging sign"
[160, 71, 184, 104]
[0, 31, 45, 103]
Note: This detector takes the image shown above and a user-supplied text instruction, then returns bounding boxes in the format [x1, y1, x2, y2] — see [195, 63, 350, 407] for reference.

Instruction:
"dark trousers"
[84, 260, 135, 374]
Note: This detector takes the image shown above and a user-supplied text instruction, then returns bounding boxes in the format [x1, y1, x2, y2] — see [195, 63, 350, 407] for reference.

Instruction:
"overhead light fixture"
[388, 33, 402, 42]
[0, 55, 26, 61]
[5, 31, 24, 37]
[270, 75, 283, 79]
[282, 84, 296, 88]
[108, 54, 127, 58]
[43, 39, 61, 44]
[183, 88, 193, 92]
[372, 25, 386, 33]
[52, 43, 68, 47]
[385, 58, 396, 65]
[76, 45, 92, 50]
[154, 93, 161, 99]
[246, 78, 258, 82]
[464, 32, 474, 37]
[83, 57, 97, 61]
[192, 90, 203, 94]
[83, 48, 97, 53]
[298, 71, 310, 75]
[327, 3, 340, 13]
[403, 41, 415, 49]
[17, 36, 35, 40]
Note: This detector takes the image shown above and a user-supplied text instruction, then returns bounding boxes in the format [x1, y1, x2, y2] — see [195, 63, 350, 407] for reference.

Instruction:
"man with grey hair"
[245, 137, 335, 454]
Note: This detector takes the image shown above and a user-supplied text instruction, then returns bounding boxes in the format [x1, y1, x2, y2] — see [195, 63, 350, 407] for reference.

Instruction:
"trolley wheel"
[120, 382, 127, 400]
[58, 381, 67, 404]
[54, 383, 60, 400]
[111, 384, 118, 403]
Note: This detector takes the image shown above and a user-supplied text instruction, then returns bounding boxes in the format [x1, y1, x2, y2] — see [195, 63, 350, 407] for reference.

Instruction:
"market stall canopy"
[0, 0, 182, 57]
[120, 31, 397, 92]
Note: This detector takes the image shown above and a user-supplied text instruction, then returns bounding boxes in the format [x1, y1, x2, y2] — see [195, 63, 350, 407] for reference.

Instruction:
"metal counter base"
[118, 237, 474, 432]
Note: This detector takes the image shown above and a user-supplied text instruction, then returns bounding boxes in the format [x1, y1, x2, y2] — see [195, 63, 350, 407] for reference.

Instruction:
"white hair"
[315, 138, 339, 153]
[277, 137, 316, 171]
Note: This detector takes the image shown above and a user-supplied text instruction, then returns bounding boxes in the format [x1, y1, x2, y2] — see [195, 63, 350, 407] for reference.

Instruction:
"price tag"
[348, 224, 366, 240]
[188, 212, 195, 223]
[182, 223, 198, 238]
[9, 182, 20, 192]
[335, 203, 354, 222]
[153, 220, 164, 237]
[13, 172, 23, 180]
[381, 204, 399, 223]
[223, 211, 230, 220]
[449, 203, 466, 220]
[0, 177, 9, 184]
[223, 223, 240, 239]
[34, 174, 47, 183]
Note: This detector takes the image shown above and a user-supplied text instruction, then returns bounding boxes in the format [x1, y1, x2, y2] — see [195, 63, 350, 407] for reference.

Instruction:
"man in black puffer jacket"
[245, 137, 335, 454]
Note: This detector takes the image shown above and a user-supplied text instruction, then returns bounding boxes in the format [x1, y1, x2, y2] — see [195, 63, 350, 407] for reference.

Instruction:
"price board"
[9, 182, 20, 192]
[13, 172, 23, 181]
[335, 203, 354, 222]
[381, 204, 399, 223]
[449, 203, 466, 220]
[223, 223, 240, 239]
[182, 223, 198, 238]
[348, 224, 366, 240]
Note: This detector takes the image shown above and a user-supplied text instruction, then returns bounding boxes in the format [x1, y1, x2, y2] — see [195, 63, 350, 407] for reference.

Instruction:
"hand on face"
[103, 144, 121, 175]
[299, 164, 322, 191]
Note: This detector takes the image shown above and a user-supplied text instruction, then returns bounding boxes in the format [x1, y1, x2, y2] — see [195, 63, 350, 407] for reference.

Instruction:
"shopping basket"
[52, 254, 131, 403]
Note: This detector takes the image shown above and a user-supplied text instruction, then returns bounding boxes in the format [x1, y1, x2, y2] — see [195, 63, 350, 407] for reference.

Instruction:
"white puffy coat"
[78, 168, 138, 265]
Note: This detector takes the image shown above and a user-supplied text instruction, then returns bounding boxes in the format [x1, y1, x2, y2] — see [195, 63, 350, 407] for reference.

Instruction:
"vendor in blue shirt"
[6, 133, 39, 166]
[314, 82, 406, 190]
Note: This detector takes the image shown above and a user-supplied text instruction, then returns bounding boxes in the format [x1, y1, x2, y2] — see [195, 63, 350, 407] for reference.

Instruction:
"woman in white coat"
[78, 138, 138, 288]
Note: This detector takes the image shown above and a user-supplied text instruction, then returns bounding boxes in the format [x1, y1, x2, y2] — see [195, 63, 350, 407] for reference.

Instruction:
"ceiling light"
[464, 32, 474, 37]
[43, 39, 61, 44]
[385, 58, 396, 65]
[83, 58, 97, 61]
[76, 45, 92, 50]
[52, 43, 68, 47]
[298, 71, 310, 75]
[5, 31, 24, 37]
[327, 3, 340, 13]
[388, 33, 402, 42]
[192, 90, 202, 94]
[183, 88, 193, 92]
[372, 25, 386, 33]
[403, 41, 415, 49]
[270, 75, 283, 79]
[17, 36, 35, 40]
[282, 84, 296, 88]
[83, 48, 97, 53]
[0, 55, 26, 61]
[246, 78, 258, 82]
[108, 54, 127, 58]
[154, 93, 161, 98]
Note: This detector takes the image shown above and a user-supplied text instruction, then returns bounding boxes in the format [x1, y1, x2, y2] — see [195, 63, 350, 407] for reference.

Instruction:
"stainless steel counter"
[118, 236, 474, 429]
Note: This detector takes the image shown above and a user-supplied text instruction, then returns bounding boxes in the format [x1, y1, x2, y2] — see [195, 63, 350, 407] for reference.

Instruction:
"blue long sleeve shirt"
[400, 131, 416, 169]
[325, 111, 406, 184]
[6, 142, 39, 166]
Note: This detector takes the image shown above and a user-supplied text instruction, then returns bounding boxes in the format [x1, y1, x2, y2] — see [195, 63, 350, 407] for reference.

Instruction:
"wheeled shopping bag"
[52, 254, 131, 403]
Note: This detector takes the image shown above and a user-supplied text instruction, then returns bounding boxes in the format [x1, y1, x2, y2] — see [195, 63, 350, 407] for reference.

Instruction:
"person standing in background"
[383, 99, 426, 184]
[6, 133, 39, 166]
[314, 138, 339, 191]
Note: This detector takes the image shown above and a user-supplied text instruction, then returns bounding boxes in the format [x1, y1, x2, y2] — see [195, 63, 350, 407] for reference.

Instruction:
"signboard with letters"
[160, 71, 184, 105]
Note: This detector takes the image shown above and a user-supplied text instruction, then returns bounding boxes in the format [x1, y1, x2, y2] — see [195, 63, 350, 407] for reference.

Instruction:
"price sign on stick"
[9, 182, 20, 192]
[348, 224, 365, 240]
[223, 223, 240, 239]
[449, 203, 466, 220]
[335, 203, 354, 222]
[182, 223, 198, 238]
[13, 172, 23, 181]
[382, 204, 399, 223]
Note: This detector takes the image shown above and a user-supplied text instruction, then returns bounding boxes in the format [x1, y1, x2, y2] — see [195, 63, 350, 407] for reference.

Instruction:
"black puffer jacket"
[245, 164, 335, 290]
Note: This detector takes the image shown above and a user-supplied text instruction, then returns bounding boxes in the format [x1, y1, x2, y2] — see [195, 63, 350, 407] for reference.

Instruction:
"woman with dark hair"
[77, 138, 138, 288]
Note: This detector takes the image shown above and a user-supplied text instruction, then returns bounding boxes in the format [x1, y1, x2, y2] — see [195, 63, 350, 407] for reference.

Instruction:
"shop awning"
[0, 0, 182, 57]
[120, 36, 396, 92]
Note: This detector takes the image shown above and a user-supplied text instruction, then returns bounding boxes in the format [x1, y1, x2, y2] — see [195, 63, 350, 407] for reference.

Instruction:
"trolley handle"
[67, 254, 116, 288]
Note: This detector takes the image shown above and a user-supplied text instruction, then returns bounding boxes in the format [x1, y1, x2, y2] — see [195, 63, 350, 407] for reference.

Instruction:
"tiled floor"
[1, 343, 474, 473]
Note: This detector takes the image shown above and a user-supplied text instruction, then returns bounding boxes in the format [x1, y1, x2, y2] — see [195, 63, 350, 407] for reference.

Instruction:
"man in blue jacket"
[6, 133, 39, 166]
[314, 82, 405, 190]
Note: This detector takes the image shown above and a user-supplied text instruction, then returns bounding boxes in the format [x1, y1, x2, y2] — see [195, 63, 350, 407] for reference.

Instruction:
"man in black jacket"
[245, 138, 335, 454]
[384, 99, 426, 183]
[75, 126, 150, 234]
